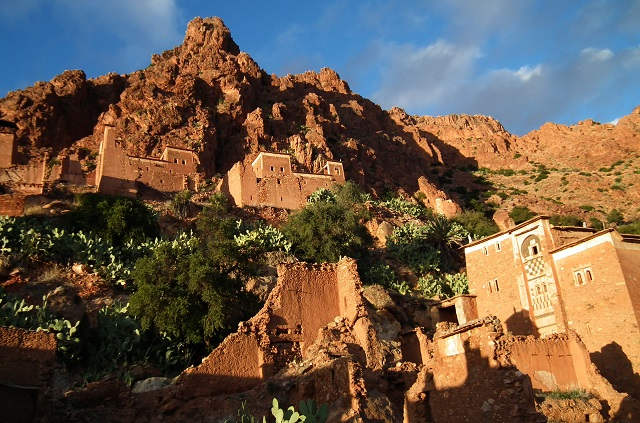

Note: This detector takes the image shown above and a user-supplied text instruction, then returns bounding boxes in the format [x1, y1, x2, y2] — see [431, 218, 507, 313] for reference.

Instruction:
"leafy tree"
[454, 210, 499, 239]
[607, 208, 624, 225]
[129, 242, 256, 346]
[284, 184, 372, 263]
[284, 201, 372, 263]
[509, 206, 536, 224]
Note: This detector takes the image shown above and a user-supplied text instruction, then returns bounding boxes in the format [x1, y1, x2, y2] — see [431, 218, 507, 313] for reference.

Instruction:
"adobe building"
[96, 126, 199, 197]
[463, 216, 640, 397]
[223, 151, 345, 209]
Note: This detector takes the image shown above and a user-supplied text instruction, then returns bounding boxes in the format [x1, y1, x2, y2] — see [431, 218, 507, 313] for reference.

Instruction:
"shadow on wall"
[423, 338, 544, 423]
[504, 310, 539, 337]
[591, 342, 640, 400]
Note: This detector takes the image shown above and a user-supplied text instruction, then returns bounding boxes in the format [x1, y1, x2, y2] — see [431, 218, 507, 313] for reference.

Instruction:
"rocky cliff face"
[1, 17, 639, 216]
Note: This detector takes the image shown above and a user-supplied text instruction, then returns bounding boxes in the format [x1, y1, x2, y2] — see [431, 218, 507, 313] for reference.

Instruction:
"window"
[277, 179, 281, 185]
[531, 244, 539, 255]
[495, 241, 501, 252]
[585, 268, 593, 282]
[280, 167, 284, 172]
[488, 279, 499, 293]
[270, 166, 274, 171]
[182, 159, 186, 165]
[574, 271, 585, 286]
[174, 159, 178, 163]
[483, 246, 488, 256]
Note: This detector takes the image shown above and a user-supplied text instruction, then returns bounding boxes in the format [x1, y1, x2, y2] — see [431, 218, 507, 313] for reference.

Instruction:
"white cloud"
[581, 47, 614, 62]
[513, 65, 543, 82]
[370, 41, 640, 134]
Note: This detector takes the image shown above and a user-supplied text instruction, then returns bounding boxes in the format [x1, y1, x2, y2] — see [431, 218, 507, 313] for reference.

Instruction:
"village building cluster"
[463, 216, 640, 398]
[0, 125, 346, 212]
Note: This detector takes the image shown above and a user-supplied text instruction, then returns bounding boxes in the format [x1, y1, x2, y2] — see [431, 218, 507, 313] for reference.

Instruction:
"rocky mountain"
[1, 16, 639, 219]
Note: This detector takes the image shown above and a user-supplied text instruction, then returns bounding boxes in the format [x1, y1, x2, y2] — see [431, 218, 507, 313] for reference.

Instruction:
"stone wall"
[0, 326, 57, 423]
[0, 194, 25, 216]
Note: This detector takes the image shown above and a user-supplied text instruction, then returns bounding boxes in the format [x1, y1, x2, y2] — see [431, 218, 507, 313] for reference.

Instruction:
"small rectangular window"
[488, 279, 499, 293]
[574, 270, 586, 286]
[585, 268, 593, 282]
[280, 167, 284, 172]
[495, 241, 501, 252]
[483, 246, 488, 256]
[270, 166, 274, 171]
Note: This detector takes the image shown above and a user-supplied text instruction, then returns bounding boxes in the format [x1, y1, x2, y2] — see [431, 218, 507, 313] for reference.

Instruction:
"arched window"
[585, 268, 593, 282]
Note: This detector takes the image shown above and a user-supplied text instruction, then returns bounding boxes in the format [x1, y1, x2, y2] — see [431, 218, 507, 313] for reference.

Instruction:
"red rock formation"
[1, 16, 639, 217]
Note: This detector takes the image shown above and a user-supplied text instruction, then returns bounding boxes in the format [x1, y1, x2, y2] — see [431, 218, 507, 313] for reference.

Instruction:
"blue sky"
[1, 0, 639, 134]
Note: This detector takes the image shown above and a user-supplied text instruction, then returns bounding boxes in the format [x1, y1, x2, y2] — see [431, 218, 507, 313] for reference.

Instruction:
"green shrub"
[387, 216, 468, 274]
[416, 272, 468, 299]
[618, 221, 640, 235]
[171, 190, 193, 218]
[359, 262, 397, 287]
[0, 290, 81, 364]
[283, 200, 371, 263]
[378, 197, 432, 219]
[454, 211, 499, 239]
[307, 188, 336, 204]
[509, 206, 536, 224]
[549, 215, 582, 227]
[607, 209, 624, 224]
[579, 205, 594, 212]
[69, 194, 159, 247]
[234, 224, 292, 257]
[129, 241, 258, 347]
[544, 389, 590, 400]
[589, 217, 604, 230]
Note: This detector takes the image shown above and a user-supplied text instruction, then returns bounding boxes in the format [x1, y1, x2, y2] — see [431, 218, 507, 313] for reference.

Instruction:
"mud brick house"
[223, 152, 345, 209]
[96, 126, 200, 197]
[463, 216, 640, 397]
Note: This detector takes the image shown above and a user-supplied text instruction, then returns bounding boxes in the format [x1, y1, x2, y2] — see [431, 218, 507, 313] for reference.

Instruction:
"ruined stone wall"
[0, 194, 25, 216]
[0, 326, 57, 423]
[0, 326, 57, 387]
[0, 132, 15, 168]
[427, 320, 539, 422]
[502, 332, 592, 391]
[177, 259, 370, 397]
[466, 235, 534, 335]
[551, 233, 640, 398]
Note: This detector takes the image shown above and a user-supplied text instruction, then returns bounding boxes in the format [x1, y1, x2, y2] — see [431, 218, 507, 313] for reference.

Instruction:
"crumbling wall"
[425, 319, 539, 423]
[0, 326, 57, 423]
[0, 194, 25, 216]
[499, 331, 592, 391]
[177, 259, 373, 397]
